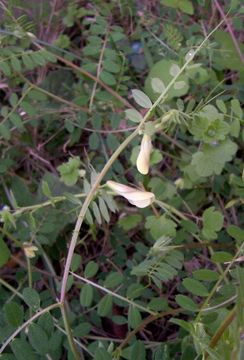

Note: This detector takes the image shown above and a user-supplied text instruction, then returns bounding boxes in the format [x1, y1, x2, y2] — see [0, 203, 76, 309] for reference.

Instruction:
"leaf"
[211, 251, 233, 263]
[183, 278, 209, 297]
[28, 323, 49, 355]
[128, 306, 142, 329]
[9, 113, 24, 130]
[0, 236, 11, 267]
[213, 30, 244, 71]
[118, 214, 142, 231]
[161, 0, 194, 15]
[174, 81, 186, 89]
[227, 225, 244, 242]
[4, 302, 23, 327]
[84, 261, 99, 278]
[125, 109, 143, 123]
[175, 295, 198, 311]
[94, 348, 112, 360]
[22, 54, 35, 69]
[0, 123, 11, 140]
[100, 71, 116, 86]
[131, 89, 152, 108]
[145, 59, 189, 101]
[145, 215, 176, 239]
[80, 284, 93, 307]
[126, 284, 145, 299]
[190, 107, 229, 143]
[89, 132, 100, 150]
[10, 57, 22, 72]
[131, 340, 146, 359]
[10, 339, 36, 360]
[97, 294, 113, 317]
[103, 59, 120, 73]
[148, 297, 168, 311]
[216, 99, 227, 113]
[98, 197, 110, 222]
[41, 180, 52, 197]
[202, 207, 224, 240]
[71, 253, 81, 272]
[0, 61, 11, 76]
[92, 201, 102, 224]
[191, 140, 237, 177]
[170, 64, 181, 76]
[38, 312, 54, 337]
[231, 99, 243, 118]
[104, 272, 123, 288]
[73, 322, 92, 337]
[170, 318, 193, 332]
[57, 157, 81, 186]
[151, 78, 165, 93]
[22, 287, 40, 310]
[193, 269, 219, 282]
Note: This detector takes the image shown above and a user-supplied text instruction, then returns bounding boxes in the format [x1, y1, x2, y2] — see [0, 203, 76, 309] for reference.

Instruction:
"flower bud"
[23, 242, 38, 258]
[106, 180, 155, 208]
[136, 134, 152, 175]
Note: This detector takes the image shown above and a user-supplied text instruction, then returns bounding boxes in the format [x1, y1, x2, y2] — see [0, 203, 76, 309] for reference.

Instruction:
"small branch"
[71, 272, 156, 315]
[115, 308, 181, 353]
[0, 303, 61, 354]
[214, 0, 244, 65]
[206, 306, 236, 358]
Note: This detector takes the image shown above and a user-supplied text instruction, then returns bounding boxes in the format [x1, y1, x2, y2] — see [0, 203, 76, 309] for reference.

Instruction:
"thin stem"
[71, 272, 156, 315]
[155, 200, 229, 283]
[59, 20, 224, 303]
[0, 278, 24, 300]
[13, 193, 87, 216]
[89, 24, 110, 111]
[20, 74, 86, 111]
[0, 86, 32, 126]
[60, 303, 80, 360]
[31, 40, 133, 110]
[214, 0, 244, 65]
[115, 308, 182, 353]
[206, 306, 236, 358]
[26, 257, 32, 288]
[0, 303, 60, 354]
[195, 241, 244, 323]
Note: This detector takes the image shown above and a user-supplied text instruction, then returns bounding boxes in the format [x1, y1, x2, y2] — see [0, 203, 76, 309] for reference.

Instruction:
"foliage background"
[0, 0, 243, 359]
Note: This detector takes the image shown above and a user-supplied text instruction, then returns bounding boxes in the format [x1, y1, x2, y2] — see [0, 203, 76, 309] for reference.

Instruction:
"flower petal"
[106, 180, 155, 208]
[136, 134, 152, 175]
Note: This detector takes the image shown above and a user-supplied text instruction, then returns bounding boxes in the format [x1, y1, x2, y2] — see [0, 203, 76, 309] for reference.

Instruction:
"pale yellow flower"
[23, 242, 38, 258]
[106, 180, 155, 208]
[136, 134, 152, 175]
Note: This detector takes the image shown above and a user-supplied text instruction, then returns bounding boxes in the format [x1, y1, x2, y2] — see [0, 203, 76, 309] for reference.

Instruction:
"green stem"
[0, 303, 60, 354]
[0, 278, 24, 300]
[13, 193, 87, 216]
[71, 272, 156, 315]
[59, 22, 223, 302]
[26, 257, 32, 288]
[155, 200, 228, 283]
[60, 303, 80, 360]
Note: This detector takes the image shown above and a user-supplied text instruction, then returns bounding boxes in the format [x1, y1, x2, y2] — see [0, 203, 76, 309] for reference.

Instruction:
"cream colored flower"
[106, 180, 155, 208]
[23, 242, 38, 258]
[136, 134, 152, 175]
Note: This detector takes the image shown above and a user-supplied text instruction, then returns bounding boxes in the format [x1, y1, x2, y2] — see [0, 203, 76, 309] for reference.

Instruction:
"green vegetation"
[0, 1, 243, 359]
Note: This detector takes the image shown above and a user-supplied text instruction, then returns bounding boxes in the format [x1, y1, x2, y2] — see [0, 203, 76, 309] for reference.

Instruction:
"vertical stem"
[26, 257, 33, 288]
[26, 256, 33, 317]
[214, 0, 244, 65]
[59, 20, 224, 303]
[60, 303, 80, 360]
